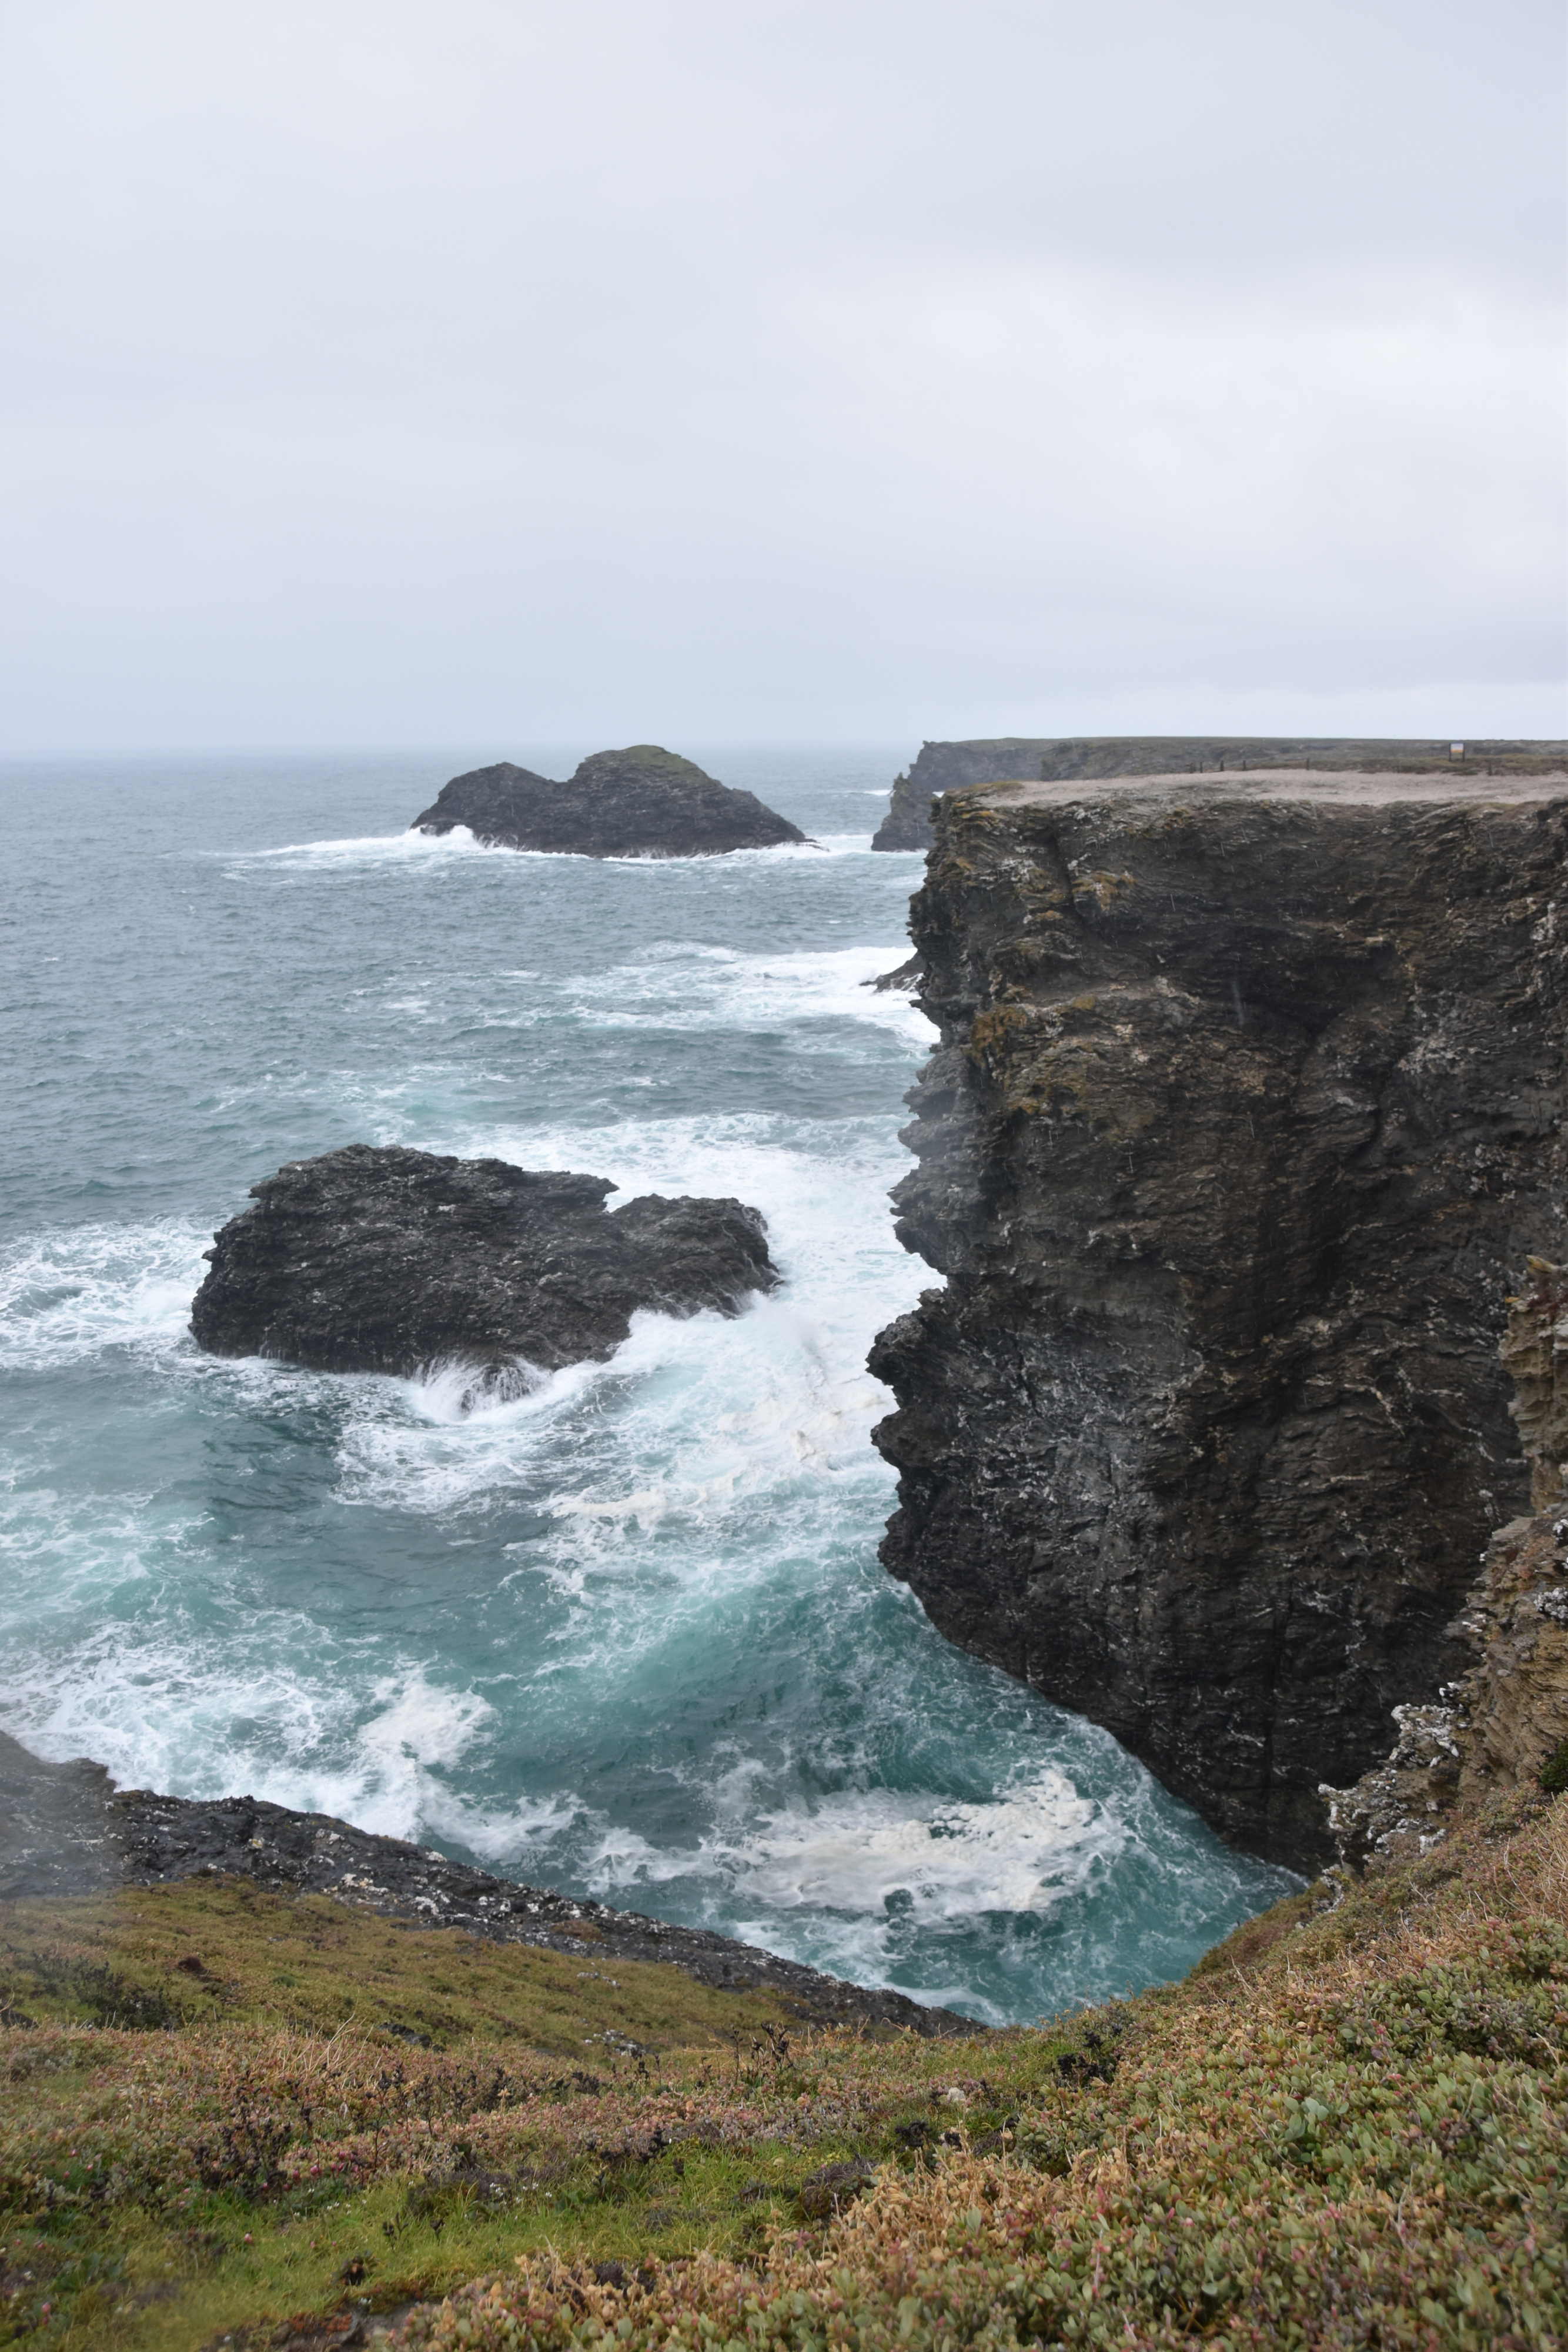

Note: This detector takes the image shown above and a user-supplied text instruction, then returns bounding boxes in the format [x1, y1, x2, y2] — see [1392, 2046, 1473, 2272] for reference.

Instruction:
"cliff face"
[873, 743, 1062, 850]
[870, 769, 1568, 1870]
[1320, 1263, 1568, 1873]
[869, 739, 1568, 854]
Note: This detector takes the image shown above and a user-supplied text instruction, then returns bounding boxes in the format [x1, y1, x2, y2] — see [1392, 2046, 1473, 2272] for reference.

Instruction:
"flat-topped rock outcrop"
[190, 1144, 778, 1388]
[870, 737, 1568, 852]
[412, 745, 805, 858]
[870, 764, 1568, 1870]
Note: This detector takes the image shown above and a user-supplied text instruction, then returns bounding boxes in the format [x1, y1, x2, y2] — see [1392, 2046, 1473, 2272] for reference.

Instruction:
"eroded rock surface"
[871, 767, 1568, 1870]
[190, 1144, 778, 1384]
[0, 1733, 968, 2036]
[1323, 1265, 1568, 1871]
[412, 745, 805, 858]
[869, 737, 1568, 853]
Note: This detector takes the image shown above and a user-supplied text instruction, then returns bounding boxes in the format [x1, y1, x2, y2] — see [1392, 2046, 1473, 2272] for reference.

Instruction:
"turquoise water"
[0, 749, 1295, 2022]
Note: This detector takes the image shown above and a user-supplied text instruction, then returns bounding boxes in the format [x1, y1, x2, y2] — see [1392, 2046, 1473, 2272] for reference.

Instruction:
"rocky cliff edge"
[871, 766, 1568, 1871]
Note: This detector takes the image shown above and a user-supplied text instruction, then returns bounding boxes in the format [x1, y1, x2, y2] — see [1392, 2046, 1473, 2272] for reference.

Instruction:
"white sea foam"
[0, 1222, 208, 1373]
[330, 1108, 924, 1520]
[0, 1642, 497, 1845]
[3, 826, 1298, 2022]
[562, 942, 931, 1045]
[221, 824, 500, 873]
[587, 1770, 1125, 1924]
[213, 828, 891, 877]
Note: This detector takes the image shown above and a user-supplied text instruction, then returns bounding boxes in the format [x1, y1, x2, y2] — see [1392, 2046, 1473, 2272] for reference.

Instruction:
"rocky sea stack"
[191, 1144, 779, 1389]
[870, 736, 1568, 852]
[412, 744, 806, 858]
[871, 763, 1568, 1871]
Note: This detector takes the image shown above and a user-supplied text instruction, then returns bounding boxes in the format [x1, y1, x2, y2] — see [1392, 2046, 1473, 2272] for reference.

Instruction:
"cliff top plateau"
[972, 764, 1568, 812]
[190, 1143, 778, 1389]
[412, 746, 806, 858]
[871, 736, 1568, 849]
[871, 766, 1568, 1869]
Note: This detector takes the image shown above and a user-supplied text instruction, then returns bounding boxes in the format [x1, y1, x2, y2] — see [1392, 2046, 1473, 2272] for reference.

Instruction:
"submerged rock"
[869, 736, 1568, 853]
[871, 763, 1568, 1871]
[190, 1143, 778, 1384]
[412, 744, 806, 858]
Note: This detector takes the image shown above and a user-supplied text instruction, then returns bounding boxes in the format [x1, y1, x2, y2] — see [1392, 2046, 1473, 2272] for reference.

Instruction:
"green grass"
[0, 1880, 807, 2055]
[5, 1798, 1568, 2347]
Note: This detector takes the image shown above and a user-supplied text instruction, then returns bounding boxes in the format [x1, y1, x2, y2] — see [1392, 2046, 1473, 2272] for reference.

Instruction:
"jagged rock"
[412, 745, 805, 858]
[0, 1733, 971, 2036]
[868, 737, 1568, 853]
[1502, 1259, 1568, 1509]
[1319, 1703, 1466, 1872]
[1322, 1265, 1568, 1875]
[190, 1144, 778, 1384]
[870, 764, 1568, 1870]
[864, 954, 924, 994]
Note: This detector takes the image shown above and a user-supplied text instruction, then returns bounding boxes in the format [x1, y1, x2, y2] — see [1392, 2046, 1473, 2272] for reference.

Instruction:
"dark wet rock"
[189, 1144, 778, 1384]
[869, 736, 1568, 853]
[865, 953, 924, 994]
[412, 745, 805, 858]
[1322, 1265, 1568, 1873]
[0, 1732, 973, 2037]
[871, 765, 1568, 1871]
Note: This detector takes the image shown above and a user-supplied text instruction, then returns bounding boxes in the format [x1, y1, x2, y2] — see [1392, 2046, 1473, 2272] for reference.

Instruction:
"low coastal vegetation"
[4, 1787, 1566, 2348]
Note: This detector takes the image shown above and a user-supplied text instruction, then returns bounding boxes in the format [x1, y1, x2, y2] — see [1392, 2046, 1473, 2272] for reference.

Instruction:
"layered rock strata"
[0, 1733, 967, 2036]
[191, 1144, 777, 1385]
[412, 745, 805, 857]
[870, 738, 1568, 853]
[1322, 1264, 1568, 1871]
[870, 767, 1568, 1870]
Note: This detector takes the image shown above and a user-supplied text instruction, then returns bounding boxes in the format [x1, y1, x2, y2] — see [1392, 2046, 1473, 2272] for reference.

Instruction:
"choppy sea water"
[0, 748, 1296, 2023]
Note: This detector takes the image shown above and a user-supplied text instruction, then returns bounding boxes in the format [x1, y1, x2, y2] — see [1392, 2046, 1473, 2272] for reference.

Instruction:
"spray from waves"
[560, 1770, 1126, 1932]
[1, 1608, 501, 1845]
[0, 1221, 208, 1374]
[213, 831, 885, 877]
[329, 1110, 924, 1519]
[561, 943, 930, 1044]
[218, 824, 502, 872]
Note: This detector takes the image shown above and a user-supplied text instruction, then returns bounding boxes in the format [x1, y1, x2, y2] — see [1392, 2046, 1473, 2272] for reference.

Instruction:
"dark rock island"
[191, 1144, 778, 1388]
[870, 764, 1568, 1871]
[870, 736, 1568, 853]
[412, 744, 806, 858]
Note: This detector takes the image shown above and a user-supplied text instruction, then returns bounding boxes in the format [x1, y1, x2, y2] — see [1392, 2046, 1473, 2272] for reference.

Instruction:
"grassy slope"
[2, 1793, 1567, 2349]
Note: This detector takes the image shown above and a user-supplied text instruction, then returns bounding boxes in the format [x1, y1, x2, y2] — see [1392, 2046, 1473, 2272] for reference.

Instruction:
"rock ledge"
[0, 1733, 972, 2038]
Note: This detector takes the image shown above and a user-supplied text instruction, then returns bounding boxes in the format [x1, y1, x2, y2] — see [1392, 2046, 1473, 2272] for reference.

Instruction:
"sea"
[0, 747, 1296, 2025]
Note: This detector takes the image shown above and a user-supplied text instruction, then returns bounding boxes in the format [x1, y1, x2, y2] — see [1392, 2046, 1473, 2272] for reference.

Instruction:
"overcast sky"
[1, 1, 1563, 752]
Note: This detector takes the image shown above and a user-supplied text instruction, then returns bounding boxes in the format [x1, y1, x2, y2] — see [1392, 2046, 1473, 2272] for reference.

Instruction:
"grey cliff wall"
[870, 739, 1568, 854]
[869, 766, 1568, 1870]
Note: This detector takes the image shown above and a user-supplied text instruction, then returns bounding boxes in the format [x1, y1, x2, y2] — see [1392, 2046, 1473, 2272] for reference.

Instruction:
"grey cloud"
[0, 0, 1562, 748]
